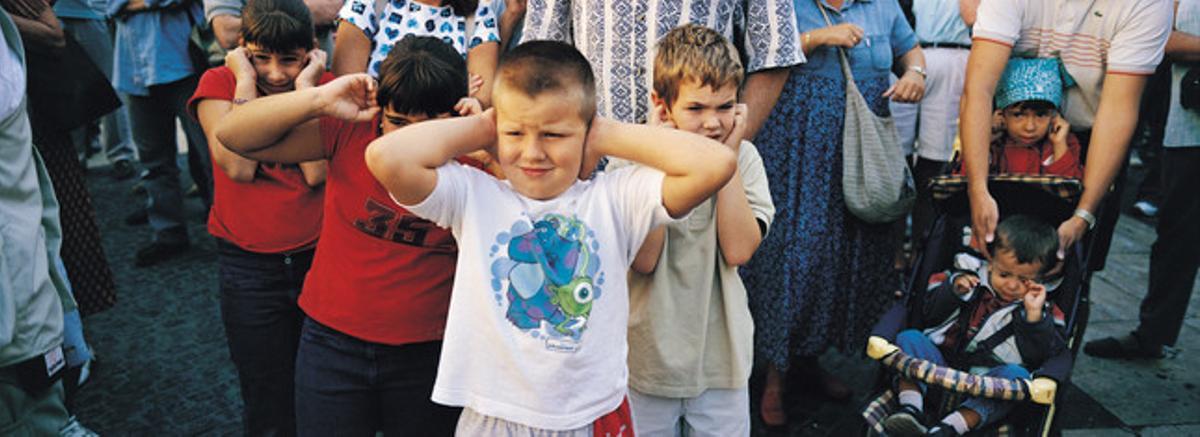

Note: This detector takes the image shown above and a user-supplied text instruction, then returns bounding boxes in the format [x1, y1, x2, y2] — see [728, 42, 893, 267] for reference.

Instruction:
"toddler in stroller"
[881, 215, 1066, 436]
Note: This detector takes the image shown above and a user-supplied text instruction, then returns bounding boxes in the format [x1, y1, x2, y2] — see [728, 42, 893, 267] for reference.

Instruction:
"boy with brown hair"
[365, 40, 737, 434]
[618, 24, 774, 436]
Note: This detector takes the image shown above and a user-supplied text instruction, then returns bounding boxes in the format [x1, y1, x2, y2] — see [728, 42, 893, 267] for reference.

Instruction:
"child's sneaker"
[59, 416, 99, 437]
[926, 425, 960, 436]
[882, 404, 928, 436]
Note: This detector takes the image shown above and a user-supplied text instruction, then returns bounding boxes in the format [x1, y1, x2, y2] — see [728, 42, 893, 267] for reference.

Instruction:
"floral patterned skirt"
[742, 70, 900, 368]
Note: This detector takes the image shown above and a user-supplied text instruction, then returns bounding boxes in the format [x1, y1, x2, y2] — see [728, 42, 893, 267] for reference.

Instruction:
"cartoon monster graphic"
[491, 214, 600, 342]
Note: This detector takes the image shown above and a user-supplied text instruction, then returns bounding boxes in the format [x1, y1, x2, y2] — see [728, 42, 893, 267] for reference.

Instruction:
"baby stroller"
[861, 174, 1094, 436]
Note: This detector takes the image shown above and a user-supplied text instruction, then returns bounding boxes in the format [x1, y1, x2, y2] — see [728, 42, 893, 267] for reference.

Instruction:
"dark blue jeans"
[895, 329, 1030, 427]
[294, 318, 460, 436]
[218, 239, 314, 437]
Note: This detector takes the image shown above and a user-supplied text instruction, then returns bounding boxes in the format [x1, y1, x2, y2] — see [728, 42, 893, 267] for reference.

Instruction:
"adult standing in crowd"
[0, 6, 76, 434]
[109, 0, 212, 267]
[1085, 0, 1200, 360]
[959, 0, 1173, 270]
[55, 0, 138, 180]
[331, 0, 502, 105]
[520, 0, 805, 140]
[742, 0, 925, 426]
[890, 0, 977, 257]
[5, 0, 120, 319]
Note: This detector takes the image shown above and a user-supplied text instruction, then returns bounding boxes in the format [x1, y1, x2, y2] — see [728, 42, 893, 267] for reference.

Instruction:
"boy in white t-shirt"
[618, 25, 774, 436]
[365, 40, 737, 435]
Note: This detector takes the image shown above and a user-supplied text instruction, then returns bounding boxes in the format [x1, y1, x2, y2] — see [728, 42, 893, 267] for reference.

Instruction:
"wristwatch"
[1073, 209, 1097, 230]
[907, 65, 927, 79]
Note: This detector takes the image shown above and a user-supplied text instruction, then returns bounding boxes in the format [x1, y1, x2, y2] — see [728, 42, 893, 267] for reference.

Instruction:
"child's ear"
[237, 36, 245, 47]
[649, 90, 670, 123]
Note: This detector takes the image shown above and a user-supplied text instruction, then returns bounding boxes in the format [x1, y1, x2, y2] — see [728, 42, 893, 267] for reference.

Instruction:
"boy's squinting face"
[988, 249, 1042, 302]
[245, 43, 308, 95]
[1002, 105, 1054, 146]
[660, 80, 737, 141]
[493, 85, 589, 200]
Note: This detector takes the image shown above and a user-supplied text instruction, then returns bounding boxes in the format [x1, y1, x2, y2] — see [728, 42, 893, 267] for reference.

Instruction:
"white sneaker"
[60, 416, 99, 437]
[1133, 200, 1158, 218]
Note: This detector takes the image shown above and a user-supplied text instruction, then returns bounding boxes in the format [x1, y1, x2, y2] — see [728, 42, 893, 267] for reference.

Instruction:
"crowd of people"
[0, 0, 1196, 436]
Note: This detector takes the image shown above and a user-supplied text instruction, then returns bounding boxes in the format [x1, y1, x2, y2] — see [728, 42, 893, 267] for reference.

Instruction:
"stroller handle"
[866, 336, 1057, 405]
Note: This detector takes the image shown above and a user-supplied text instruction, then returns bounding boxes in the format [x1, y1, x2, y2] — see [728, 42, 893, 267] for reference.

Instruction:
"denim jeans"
[60, 17, 136, 164]
[218, 240, 313, 437]
[895, 329, 1030, 427]
[126, 75, 211, 243]
[294, 318, 459, 436]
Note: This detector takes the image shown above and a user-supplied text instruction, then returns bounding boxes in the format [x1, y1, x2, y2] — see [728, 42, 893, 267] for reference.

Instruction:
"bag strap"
[812, 0, 856, 86]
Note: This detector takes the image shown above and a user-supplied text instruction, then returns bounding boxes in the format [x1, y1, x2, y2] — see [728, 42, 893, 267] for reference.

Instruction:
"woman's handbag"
[815, 1, 915, 224]
[1181, 66, 1199, 111]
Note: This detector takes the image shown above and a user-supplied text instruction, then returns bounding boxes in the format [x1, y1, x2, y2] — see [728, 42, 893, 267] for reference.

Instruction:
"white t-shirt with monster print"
[398, 161, 673, 430]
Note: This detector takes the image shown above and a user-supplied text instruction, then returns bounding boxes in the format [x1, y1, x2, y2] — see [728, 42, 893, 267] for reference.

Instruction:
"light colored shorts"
[628, 387, 749, 437]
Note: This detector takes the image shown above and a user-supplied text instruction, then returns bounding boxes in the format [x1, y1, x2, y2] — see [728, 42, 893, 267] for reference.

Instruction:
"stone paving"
[70, 156, 1198, 436]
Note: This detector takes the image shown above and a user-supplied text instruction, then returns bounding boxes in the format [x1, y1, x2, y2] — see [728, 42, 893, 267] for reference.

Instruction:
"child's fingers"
[882, 84, 896, 97]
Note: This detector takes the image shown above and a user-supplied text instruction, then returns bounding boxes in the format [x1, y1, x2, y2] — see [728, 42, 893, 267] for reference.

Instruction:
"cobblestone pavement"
[70, 156, 1194, 436]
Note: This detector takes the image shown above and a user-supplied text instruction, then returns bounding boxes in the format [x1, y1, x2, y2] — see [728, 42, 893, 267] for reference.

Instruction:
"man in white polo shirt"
[959, 0, 1173, 269]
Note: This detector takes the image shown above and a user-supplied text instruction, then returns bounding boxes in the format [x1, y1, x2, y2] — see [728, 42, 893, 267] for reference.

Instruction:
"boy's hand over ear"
[1023, 282, 1047, 323]
[226, 47, 257, 84]
[647, 100, 675, 129]
[317, 73, 379, 122]
[296, 49, 328, 90]
[579, 117, 612, 179]
[721, 103, 748, 151]
[1049, 115, 1070, 159]
[455, 97, 483, 117]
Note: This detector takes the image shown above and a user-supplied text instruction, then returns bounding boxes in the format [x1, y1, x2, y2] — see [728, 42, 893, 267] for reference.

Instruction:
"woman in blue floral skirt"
[743, 0, 925, 425]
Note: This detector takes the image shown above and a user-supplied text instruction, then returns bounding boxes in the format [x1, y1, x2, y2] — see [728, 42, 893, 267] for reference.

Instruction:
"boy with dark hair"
[621, 24, 774, 435]
[883, 215, 1068, 436]
[187, 0, 328, 433]
[214, 35, 478, 435]
[364, 40, 736, 434]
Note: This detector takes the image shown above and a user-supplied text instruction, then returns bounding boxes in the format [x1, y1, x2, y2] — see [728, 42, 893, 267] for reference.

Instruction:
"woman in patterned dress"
[742, 0, 925, 425]
[331, 0, 506, 105]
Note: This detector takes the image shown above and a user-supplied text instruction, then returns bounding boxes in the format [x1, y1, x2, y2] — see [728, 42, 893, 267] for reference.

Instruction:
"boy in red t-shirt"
[186, 0, 330, 434]
[213, 36, 479, 435]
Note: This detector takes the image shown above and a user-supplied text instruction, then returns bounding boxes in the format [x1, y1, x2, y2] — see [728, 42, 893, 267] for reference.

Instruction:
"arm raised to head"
[586, 118, 736, 218]
[365, 109, 497, 205]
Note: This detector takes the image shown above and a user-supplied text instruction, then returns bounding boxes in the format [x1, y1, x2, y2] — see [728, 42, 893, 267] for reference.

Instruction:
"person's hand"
[1056, 215, 1088, 260]
[969, 190, 999, 258]
[1023, 282, 1047, 322]
[991, 109, 1006, 144]
[123, 0, 149, 13]
[953, 273, 980, 295]
[225, 47, 257, 84]
[579, 117, 611, 179]
[1050, 115, 1070, 157]
[647, 101, 675, 129]
[810, 23, 865, 49]
[316, 73, 380, 122]
[295, 49, 328, 90]
[303, 0, 342, 26]
[468, 74, 484, 98]
[885, 70, 925, 103]
[455, 97, 483, 117]
[721, 103, 748, 151]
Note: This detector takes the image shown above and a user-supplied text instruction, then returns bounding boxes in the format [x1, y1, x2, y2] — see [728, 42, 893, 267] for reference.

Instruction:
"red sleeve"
[1042, 134, 1084, 179]
[319, 116, 344, 158]
[317, 72, 337, 86]
[187, 67, 237, 121]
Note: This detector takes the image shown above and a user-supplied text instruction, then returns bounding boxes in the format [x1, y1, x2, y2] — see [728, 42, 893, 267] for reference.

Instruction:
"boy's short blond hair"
[653, 24, 744, 106]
